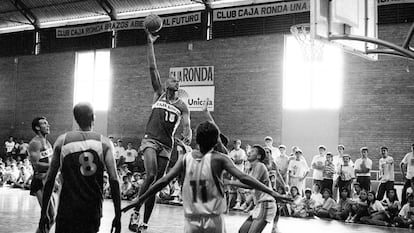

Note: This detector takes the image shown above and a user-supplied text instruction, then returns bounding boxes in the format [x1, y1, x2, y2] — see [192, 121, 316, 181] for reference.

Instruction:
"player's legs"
[142, 154, 169, 224]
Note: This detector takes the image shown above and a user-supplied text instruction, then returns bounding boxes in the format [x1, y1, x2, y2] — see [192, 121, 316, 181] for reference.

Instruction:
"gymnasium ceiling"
[0, 0, 280, 34]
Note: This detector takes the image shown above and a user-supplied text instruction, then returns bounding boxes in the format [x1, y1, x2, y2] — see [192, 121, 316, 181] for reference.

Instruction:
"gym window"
[74, 50, 111, 111]
[283, 36, 343, 109]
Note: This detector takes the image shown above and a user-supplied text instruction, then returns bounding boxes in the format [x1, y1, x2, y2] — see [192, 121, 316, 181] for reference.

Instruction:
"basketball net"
[290, 24, 324, 62]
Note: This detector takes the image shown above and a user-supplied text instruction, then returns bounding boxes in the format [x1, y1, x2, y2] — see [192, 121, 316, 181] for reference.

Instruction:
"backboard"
[311, 0, 378, 60]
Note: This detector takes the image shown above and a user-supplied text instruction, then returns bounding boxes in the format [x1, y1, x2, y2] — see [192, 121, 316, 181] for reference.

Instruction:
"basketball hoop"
[290, 23, 325, 62]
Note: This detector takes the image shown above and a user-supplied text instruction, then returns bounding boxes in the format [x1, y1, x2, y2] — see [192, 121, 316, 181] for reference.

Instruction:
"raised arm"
[146, 30, 163, 99]
[122, 154, 185, 212]
[181, 104, 192, 145]
[28, 140, 49, 172]
[39, 135, 63, 231]
[102, 137, 121, 233]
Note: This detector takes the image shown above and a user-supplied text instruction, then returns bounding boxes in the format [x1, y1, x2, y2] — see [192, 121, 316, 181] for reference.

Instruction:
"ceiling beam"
[96, 0, 117, 20]
[8, 0, 39, 29]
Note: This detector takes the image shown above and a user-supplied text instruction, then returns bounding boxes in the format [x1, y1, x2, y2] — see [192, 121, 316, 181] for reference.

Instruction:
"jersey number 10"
[190, 180, 208, 203]
[165, 111, 176, 123]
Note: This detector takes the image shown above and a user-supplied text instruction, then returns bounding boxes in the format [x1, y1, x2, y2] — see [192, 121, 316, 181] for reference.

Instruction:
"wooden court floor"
[0, 187, 412, 233]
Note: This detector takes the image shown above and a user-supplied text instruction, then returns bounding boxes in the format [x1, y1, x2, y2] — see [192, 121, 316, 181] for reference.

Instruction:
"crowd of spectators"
[3, 133, 414, 229]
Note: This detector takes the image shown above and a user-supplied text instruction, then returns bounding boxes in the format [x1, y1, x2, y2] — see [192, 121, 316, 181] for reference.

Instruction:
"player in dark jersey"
[129, 29, 192, 232]
[38, 103, 121, 233]
[123, 121, 291, 233]
[28, 116, 56, 233]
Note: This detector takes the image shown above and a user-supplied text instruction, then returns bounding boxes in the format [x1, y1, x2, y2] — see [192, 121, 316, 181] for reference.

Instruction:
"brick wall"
[0, 53, 75, 144]
[340, 23, 414, 179]
[108, 34, 284, 147]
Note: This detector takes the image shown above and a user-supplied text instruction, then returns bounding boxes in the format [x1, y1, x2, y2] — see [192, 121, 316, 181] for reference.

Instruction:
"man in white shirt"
[332, 145, 353, 200]
[124, 142, 138, 172]
[376, 146, 394, 201]
[229, 139, 246, 171]
[264, 136, 280, 161]
[288, 149, 309, 194]
[4, 136, 15, 162]
[354, 147, 373, 191]
[114, 139, 126, 168]
[311, 145, 326, 188]
[400, 143, 414, 205]
[275, 145, 289, 184]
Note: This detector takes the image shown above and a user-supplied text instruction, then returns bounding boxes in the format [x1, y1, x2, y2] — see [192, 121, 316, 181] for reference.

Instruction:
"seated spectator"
[120, 175, 133, 200]
[314, 188, 336, 218]
[0, 162, 5, 186]
[329, 188, 353, 220]
[337, 154, 354, 197]
[12, 166, 31, 189]
[103, 174, 111, 199]
[118, 164, 130, 180]
[287, 186, 302, 216]
[346, 189, 369, 223]
[276, 186, 289, 216]
[382, 188, 401, 224]
[293, 188, 315, 218]
[360, 191, 388, 225]
[352, 182, 362, 201]
[312, 183, 324, 207]
[394, 193, 414, 228]
[321, 152, 335, 196]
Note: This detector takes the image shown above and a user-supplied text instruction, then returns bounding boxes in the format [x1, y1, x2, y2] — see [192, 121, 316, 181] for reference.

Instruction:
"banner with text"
[213, 0, 309, 21]
[56, 12, 201, 38]
[378, 0, 414, 5]
[180, 86, 214, 112]
[169, 66, 214, 86]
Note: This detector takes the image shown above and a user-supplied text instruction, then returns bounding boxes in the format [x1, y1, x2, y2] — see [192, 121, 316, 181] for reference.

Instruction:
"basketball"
[144, 14, 163, 33]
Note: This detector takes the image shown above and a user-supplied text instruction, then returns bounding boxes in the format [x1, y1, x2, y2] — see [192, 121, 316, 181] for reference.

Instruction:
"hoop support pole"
[402, 22, 414, 50]
[329, 34, 414, 60]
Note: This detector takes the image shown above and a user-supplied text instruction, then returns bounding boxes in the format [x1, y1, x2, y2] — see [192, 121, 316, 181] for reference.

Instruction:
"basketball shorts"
[184, 215, 226, 233]
[30, 177, 44, 196]
[251, 201, 277, 223]
[140, 138, 172, 159]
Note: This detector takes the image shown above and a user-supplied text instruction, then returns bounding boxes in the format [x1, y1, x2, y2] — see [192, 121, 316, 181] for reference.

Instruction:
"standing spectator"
[354, 147, 373, 191]
[229, 139, 247, 171]
[275, 145, 289, 186]
[377, 146, 394, 201]
[4, 136, 15, 162]
[332, 145, 353, 200]
[321, 152, 335, 196]
[311, 145, 327, 188]
[114, 139, 126, 167]
[228, 139, 247, 210]
[264, 136, 280, 161]
[287, 149, 309, 194]
[400, 143, 414, 205]
[337, 154, 354, 197]
[124, 142, 138, 172]
[17, 139, 29, 161]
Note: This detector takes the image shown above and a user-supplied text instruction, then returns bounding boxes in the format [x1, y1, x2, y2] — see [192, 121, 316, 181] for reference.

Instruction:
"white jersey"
[182, 151, 227, 217]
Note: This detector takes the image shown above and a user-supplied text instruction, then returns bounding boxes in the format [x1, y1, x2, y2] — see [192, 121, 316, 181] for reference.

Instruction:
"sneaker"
[128, 210, 140, 232]
[138, 223, 148, 233]
[232, 202, 242, 210]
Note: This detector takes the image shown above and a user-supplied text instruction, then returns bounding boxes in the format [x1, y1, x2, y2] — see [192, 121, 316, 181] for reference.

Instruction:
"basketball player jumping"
[129, 29, 192, 232]
[123, 121, 291, 233]
[28, 117, 56, 233]
[38, 103, 121, 233]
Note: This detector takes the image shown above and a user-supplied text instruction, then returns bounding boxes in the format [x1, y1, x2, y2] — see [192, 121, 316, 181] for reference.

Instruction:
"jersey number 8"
[79, 152, 97, 176]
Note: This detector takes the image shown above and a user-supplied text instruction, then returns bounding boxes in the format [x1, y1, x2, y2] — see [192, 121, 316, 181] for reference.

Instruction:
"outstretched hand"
[272, 191, 293, 203]
[202, 98, 210, 112]
[121, 202, 141, 213]
[145, 29, 159, 44]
